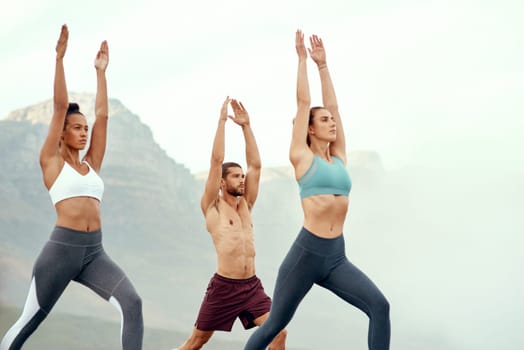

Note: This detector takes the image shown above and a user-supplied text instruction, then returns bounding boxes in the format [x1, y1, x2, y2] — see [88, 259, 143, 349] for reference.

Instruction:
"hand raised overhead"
[219, 96, 232, 121]
[308, 34, 326, 67]
[229, 99, 250, 126]
[55, 24, 69, 59]
[295, 29, 308, 61]
[94, 40, 109, 71]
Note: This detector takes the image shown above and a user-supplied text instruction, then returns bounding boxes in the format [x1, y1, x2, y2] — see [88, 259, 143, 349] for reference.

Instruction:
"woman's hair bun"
[67, 102, 81, 115]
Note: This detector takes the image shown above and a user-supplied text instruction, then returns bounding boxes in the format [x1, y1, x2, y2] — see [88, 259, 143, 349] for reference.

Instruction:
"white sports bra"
[48, 161, 104, 205]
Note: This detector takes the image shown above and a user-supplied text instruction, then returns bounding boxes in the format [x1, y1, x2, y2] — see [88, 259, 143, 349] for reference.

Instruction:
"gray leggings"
[244, 227, 390, 350]
[0, 226, 143, 350]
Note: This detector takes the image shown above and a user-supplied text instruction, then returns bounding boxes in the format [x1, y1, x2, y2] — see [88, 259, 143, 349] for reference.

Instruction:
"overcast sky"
[1, 0, 522, 174]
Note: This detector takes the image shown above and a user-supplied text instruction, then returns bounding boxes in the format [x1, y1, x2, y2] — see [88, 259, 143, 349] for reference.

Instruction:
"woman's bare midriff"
[54, 197, 101, 232]
[302, 194, 349, 238]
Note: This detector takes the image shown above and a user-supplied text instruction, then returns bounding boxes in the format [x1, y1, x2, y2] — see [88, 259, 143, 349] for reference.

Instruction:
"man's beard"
[226, 186, 244, 197]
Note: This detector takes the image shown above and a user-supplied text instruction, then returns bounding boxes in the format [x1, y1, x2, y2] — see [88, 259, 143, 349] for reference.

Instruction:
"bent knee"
[131, 292, 142, 309]
[381, 297, 390, 313]
[188, 333, 212, 349]
[114, 291, 142, 317]
[125, 291, 142, 313]
[373, 295, 390, 317]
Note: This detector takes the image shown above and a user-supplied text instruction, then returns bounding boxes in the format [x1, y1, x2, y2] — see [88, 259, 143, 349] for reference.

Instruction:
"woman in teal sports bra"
[245, 30, 390, 350]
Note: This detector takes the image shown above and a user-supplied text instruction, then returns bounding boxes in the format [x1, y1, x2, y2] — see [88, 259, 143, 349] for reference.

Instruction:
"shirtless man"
[173, 97, 286, 350]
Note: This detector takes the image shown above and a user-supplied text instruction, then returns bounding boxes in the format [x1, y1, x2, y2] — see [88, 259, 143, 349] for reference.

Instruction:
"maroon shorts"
[195, 273, 272, 331]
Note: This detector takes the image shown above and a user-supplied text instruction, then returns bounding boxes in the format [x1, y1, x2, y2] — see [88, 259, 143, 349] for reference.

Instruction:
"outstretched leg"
[0, 239, 82, 350]
[76, 249, 143, 350]
[244, 241, 317, 350]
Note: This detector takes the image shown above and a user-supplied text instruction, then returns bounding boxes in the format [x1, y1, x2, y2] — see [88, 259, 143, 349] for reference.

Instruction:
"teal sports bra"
[298, 155, 351, 199]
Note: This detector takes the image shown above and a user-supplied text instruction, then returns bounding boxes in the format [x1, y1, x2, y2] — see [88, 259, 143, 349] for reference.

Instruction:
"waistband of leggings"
[50, 226, 102, 246]
[213, 273, 259, 284]
[295, 226, 345, 255]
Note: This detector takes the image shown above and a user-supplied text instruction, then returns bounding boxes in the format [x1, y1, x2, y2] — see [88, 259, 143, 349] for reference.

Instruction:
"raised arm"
[309, 34, 346, 163]
[229, 99, 260, 210]
[84, 40, 109, 172]
[201, 97, 231, 215]
[40, 25, 69, 187]
[289, 30, 313, 178]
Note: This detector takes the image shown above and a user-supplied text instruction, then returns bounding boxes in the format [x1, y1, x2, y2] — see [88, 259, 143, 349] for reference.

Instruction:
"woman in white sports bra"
[0, 25, 143, 350]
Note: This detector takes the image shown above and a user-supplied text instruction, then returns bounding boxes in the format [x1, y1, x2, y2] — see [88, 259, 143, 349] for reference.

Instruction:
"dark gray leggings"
[0, 226, 143, 350]
[244, 227, 390, 350]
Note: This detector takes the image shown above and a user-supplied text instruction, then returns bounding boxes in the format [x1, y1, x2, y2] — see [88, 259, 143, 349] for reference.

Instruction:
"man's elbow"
[210, 154, 224, 166]
[249, 161, 262, 171]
